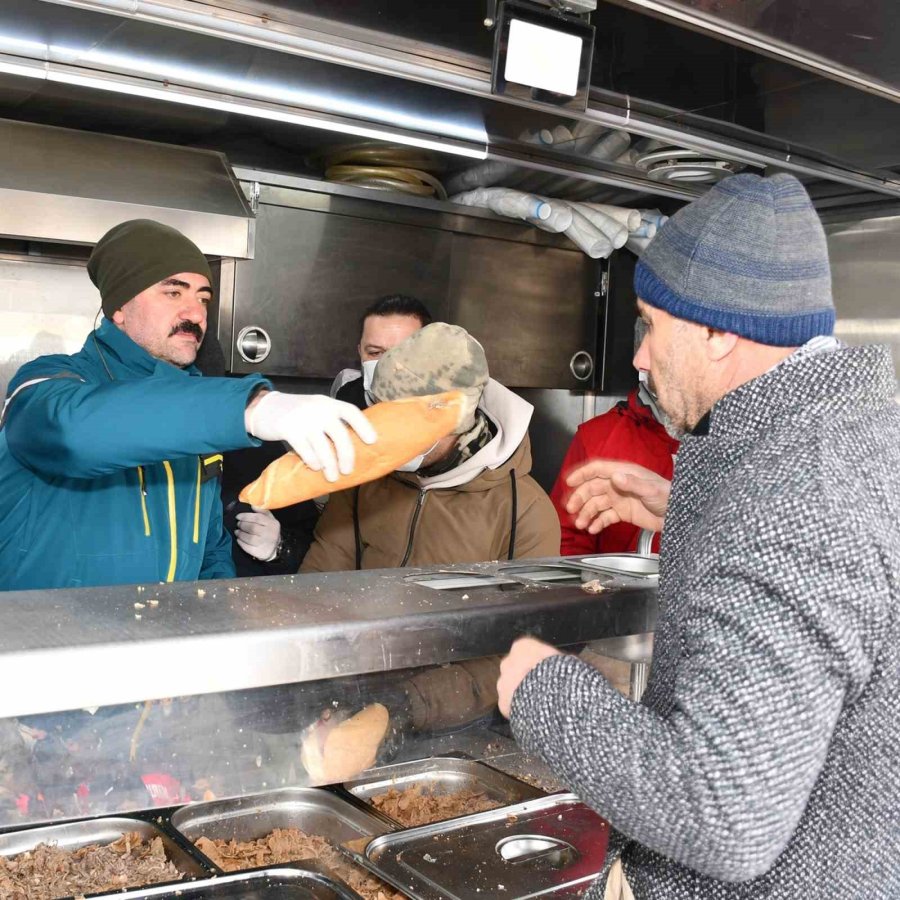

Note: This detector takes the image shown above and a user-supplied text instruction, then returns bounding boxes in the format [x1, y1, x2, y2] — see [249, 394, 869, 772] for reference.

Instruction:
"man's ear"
[112, 307, 126, 326]
[705, 328, 739, 363]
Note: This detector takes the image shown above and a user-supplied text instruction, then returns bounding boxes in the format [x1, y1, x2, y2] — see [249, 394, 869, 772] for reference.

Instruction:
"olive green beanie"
[88, 219, 213, 318]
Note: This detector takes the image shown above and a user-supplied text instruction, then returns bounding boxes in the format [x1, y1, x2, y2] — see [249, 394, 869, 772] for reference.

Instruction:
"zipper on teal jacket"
[136, 466, 151, 536]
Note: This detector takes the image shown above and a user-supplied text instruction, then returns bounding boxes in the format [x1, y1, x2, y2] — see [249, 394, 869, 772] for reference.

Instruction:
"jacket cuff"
[509, 653, 621, 766]
[509, 654, 573, 756]
[229, 375, 273, 448]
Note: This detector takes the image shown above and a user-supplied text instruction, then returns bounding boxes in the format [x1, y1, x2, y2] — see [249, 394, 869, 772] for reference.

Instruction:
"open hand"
[565, 459, 670, 535]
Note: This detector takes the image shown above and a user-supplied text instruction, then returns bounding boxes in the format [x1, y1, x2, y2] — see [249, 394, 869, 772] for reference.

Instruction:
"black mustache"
[169, 321, 204, 341]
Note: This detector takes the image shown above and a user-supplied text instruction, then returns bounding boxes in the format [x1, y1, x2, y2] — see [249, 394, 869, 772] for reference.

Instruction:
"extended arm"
[509, 506, 873, 882]
[4, 365, 267, 479]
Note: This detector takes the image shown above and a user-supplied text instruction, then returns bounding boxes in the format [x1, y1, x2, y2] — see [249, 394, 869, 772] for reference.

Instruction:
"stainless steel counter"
[0, 557, 656, 719]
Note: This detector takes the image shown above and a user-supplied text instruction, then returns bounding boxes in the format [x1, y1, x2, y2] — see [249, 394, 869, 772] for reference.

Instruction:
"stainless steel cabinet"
[229, 203, 451, 377]
[449, 233, 597, 389]
[224, 176, 600, 388]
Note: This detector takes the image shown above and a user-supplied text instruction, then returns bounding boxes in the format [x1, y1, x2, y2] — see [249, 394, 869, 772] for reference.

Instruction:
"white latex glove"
[245, 391, 377, 483]
[235, 506, 282, 561]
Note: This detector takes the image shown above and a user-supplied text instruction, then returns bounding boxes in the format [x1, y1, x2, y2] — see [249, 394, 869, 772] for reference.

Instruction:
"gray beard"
[638, 381, 683, 440]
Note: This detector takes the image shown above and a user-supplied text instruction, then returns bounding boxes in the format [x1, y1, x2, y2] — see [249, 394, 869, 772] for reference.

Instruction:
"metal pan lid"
[359, 793, 609, 900]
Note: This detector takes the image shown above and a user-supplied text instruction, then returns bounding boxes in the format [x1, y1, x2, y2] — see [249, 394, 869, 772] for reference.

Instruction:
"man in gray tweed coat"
[497, 173, 899, 899]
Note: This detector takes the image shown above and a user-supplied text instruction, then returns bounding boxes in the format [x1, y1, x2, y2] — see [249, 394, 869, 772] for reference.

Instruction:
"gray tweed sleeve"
[509, 515, 879, 882]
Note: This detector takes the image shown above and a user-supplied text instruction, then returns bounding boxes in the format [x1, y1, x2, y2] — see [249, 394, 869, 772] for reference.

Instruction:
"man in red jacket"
[550, 374, 678, 555]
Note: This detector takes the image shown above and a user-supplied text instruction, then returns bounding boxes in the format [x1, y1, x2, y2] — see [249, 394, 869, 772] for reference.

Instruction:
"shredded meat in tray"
[196, 828, 405, 900]
[371, 785, 500, 827]
[0, 832, 181, 900]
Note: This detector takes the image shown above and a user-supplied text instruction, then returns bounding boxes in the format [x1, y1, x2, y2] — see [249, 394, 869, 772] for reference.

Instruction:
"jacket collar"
[690, 412, 711, 436]
[627, 387, 663, 425]
[701, 344, 895, 442]
[390, 381, 534, 492]
[87, 317, 201, 381]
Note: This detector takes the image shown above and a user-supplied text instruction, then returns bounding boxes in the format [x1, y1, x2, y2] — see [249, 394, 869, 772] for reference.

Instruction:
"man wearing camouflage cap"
[0, 219, 374, 590]
[301, 322, 560, 571]
[289, 323, 558, 765]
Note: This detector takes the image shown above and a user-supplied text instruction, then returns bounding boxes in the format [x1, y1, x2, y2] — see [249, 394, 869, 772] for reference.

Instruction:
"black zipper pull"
[400, 490, 427, 568]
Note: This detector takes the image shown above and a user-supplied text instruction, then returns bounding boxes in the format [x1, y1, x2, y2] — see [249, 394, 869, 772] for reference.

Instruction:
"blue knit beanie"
[634, 173, 835, 346]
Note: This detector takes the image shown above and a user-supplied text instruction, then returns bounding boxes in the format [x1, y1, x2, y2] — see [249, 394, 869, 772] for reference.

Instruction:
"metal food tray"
[361, 793, 609, 900]
[341, 756, 545, 827]
[577, 554, 659, 578]
[496, 564, 616, 586]
[170, 787, 395, 889]
[114, 866, 359, 898]
[0, 815, 209, 899]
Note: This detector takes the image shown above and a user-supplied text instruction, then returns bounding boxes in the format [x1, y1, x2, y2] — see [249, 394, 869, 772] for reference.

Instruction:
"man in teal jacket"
[0, 219, 374, 591]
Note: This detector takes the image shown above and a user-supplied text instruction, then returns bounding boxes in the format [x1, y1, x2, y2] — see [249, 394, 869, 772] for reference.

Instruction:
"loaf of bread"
[300, 703, 390, 785]
[240, 391, 466, 509]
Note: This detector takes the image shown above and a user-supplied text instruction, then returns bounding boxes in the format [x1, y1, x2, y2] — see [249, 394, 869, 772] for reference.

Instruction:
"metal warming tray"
[171, 787, 393, 847]
[342, 756, 544, 825]
[116, 867, 358, 898]
[361, 793, 609, 900]
[0, 816, 208, 898]
[579, 554, 659, 578]
[170, 786, 394, 894]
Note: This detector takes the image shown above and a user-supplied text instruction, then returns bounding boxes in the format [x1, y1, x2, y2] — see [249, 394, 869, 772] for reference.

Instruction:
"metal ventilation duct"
[635, 147, 744, 185]
[0, 118, 255, 257]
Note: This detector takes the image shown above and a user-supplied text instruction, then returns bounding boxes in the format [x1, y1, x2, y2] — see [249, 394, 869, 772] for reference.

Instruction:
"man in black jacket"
[331, 294, 433, 409]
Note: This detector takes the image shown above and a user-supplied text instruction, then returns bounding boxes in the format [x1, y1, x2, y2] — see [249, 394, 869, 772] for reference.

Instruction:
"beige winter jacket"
[301, 381, 560, 572]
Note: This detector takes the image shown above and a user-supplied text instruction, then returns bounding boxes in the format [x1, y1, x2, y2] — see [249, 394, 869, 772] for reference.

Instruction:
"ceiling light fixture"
[0, 55, 488, 161]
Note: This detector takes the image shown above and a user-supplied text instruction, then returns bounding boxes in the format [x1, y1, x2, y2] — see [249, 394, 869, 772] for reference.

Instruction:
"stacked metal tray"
[0, 815, 212, 898]
[338, 755, 546, 821]
[0, 756, 609, 899]
[334, 757, 608, 899]
[114, 868, 359, 899]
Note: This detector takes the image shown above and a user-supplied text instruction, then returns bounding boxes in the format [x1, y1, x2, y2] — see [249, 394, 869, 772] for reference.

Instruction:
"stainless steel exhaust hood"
[2, 0, 899, 211]
[602, 0, 900, 106]
[0, 118, 255, 257]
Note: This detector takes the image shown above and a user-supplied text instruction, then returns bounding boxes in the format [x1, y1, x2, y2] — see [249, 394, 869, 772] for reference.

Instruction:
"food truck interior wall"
[0, 228, 629, 495]
[0, 0, 898, 492]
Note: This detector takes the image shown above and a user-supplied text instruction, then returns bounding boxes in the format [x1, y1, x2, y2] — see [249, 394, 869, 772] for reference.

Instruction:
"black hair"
[359, 295, 433, 338]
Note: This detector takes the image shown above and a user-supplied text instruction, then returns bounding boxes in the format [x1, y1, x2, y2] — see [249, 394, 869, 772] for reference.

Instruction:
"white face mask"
[638, 370, 682, 440]
[396, 438, 441, 473]
[361, 359, 378, 406]
[637, 369, 662, 416]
